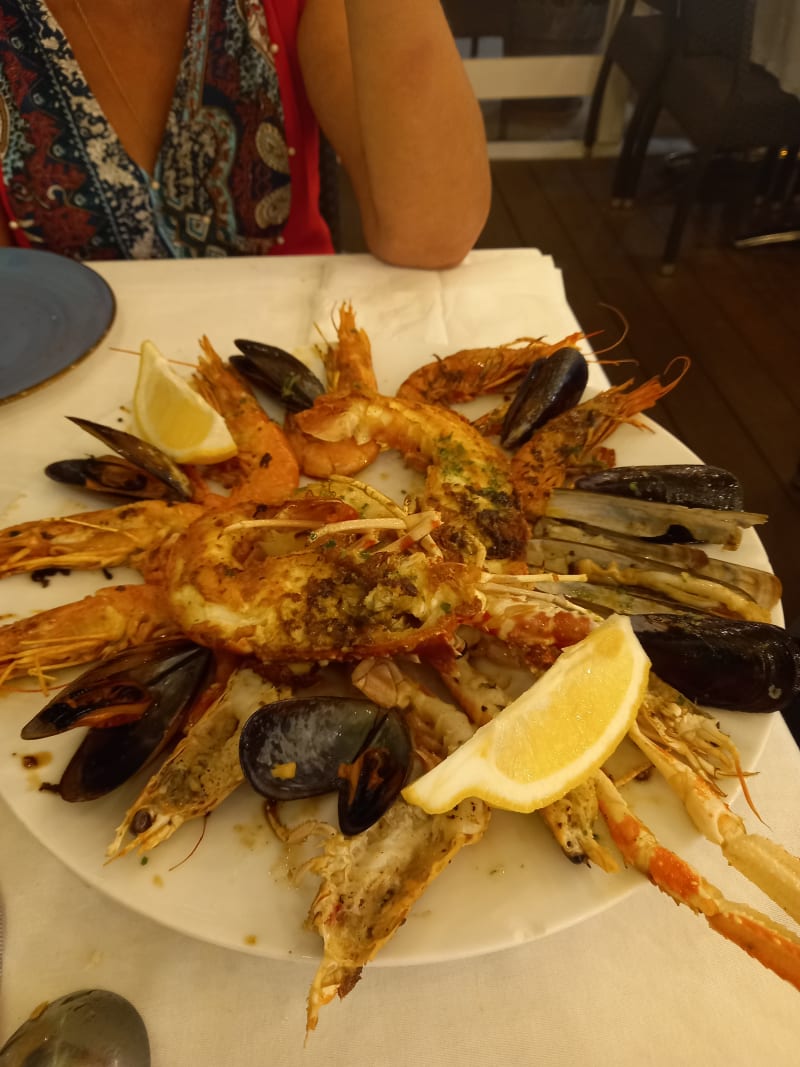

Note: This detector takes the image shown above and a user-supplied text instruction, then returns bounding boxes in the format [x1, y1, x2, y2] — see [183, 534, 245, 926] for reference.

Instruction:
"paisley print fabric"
[0, 0, 327, 259]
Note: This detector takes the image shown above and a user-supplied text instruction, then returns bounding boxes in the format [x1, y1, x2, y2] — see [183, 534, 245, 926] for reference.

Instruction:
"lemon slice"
[403, 614, 650, 814]
[132, 340, 237, 464]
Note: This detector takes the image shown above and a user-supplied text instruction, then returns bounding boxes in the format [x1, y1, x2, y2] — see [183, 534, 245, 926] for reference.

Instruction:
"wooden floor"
[340, 155, 800, 628]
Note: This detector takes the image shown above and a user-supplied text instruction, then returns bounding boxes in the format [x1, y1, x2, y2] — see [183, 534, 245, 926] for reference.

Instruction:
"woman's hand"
[298, 0, 491, 269]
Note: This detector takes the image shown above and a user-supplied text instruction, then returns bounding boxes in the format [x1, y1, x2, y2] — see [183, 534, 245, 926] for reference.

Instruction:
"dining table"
[0, 248, 799, 1067]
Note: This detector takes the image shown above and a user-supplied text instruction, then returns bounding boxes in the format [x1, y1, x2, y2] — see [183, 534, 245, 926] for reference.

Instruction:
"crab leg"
[629, 720, 800, 926]
[594, 769, 800, 991]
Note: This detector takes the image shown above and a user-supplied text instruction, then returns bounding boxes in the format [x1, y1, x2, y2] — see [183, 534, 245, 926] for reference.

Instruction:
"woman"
[0, 0, 490, 267]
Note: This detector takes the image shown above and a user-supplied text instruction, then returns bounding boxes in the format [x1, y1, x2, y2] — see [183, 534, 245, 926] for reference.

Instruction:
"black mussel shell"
[22, 639, 207, 739]
[501, 347, 588, 450]
[66, 417, 194, 501]
[573, 464, 745, 511]
[50, 640, 214, 802]
[239, 696, 413, 835]
[630, 614, 800, 712]
[231, 340, 325, 413]
[45, 455, 178, 501]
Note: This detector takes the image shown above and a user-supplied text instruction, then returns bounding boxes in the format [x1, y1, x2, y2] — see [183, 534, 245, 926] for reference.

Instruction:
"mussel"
[231, 339, 325, 413]
[572, 464, 745, 511]
[47, 417, 194, 501]
[239, 696, 413, 835]
[630, 614, 800, 712]
[26, 639, 214, 802]
[44, 455, 179, 501]
[500, 347, 588, 450]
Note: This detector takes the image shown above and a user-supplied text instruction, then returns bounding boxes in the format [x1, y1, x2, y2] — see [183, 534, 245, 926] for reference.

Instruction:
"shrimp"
[192, 336, 300, 504]
[107, 666, 289, 859]
[0, 501, 201, 583]
[396, 333, 586, 405]
[511, 363, 688, 520]
[284, 303, 380, 478]
[293, 392, 530, 562]
[0, 584, 180, 686]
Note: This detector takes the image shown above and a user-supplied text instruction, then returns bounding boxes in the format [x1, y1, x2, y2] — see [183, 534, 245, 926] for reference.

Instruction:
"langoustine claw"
[594, 769, 800, 993]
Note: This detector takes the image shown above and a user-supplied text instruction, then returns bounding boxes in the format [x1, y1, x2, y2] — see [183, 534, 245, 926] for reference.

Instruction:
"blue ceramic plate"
[0, 248, 115, 402]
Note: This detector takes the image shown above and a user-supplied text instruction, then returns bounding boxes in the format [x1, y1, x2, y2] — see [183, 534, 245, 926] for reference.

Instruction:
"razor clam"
[532, 580, 688, 617]
[64, 417, 194, 501]
[239, 696, 413, 835]
[629, 614, 800, 712]
[231, 340, 325, 413]
[533, 516, 782, 612]
[545, 488, 767, 548]
[501, 347, 588, 449]
[526, 536, 769, 621]
[572, 463, 744, 511]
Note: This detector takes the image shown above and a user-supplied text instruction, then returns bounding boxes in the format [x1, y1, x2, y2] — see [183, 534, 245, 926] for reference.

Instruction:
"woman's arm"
[297, 0, 491, 269]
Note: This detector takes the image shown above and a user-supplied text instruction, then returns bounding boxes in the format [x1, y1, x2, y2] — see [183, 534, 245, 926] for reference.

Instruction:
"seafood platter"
[0, 300, 798, 1036]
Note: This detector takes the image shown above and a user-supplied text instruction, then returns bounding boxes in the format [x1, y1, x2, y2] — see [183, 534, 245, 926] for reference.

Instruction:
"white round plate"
[0, 347, 776, 965]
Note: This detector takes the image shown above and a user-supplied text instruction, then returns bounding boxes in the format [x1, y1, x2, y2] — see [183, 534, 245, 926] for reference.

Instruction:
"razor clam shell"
[526, 537, 769, 621]
[533, 517, 782, 612]
[545, 489, 766, 549]
[532, 581, 689, 617]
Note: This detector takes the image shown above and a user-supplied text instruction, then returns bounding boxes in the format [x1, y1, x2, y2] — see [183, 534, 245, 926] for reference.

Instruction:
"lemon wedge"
[402, 614, 650, 814]
[132, 340, 237, 464]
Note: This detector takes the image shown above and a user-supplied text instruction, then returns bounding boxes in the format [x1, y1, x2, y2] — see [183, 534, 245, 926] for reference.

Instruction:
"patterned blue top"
[0, 0, 297, 258]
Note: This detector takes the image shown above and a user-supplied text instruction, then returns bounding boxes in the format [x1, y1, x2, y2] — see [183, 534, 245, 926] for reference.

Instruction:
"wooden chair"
[583, 0, 681, 161]
[613, 0, 800, 272]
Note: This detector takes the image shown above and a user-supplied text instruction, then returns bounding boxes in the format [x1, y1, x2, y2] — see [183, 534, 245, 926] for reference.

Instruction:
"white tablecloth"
[1, 251, 798, 1065]
[753, 0, 800, 97]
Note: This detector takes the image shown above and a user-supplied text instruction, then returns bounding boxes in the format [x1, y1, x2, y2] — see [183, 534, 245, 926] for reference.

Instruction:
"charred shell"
[65, 417, 193, 501]
[572, 464, 744, 511]
[630, 614, 800, 711]
[239, 696, 413, 835]
[41, 639, 214, 802]
[501, 347, 588, 450]
[231, 340, 325, 413]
